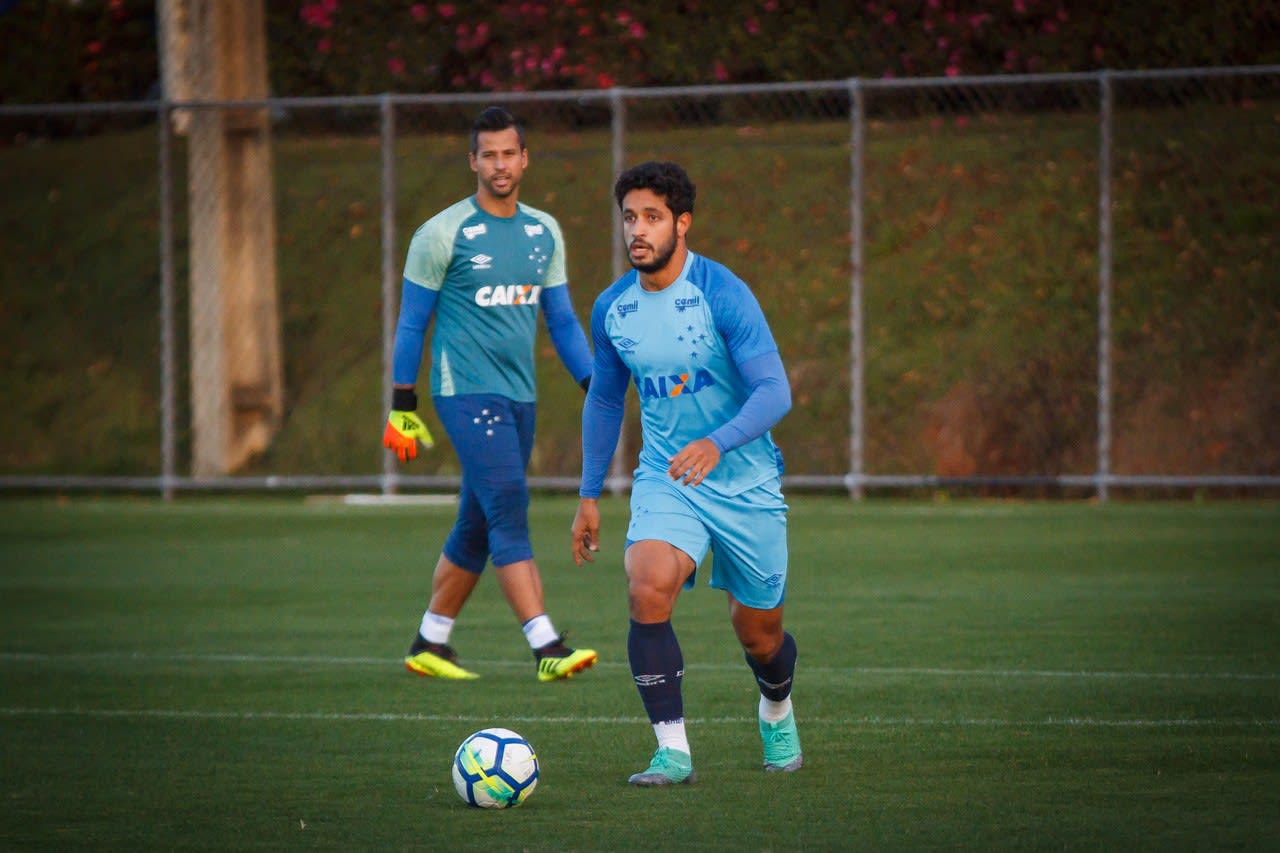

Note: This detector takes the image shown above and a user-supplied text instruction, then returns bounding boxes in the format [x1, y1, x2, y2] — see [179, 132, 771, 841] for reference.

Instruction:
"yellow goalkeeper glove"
[383, 388, 435, 462]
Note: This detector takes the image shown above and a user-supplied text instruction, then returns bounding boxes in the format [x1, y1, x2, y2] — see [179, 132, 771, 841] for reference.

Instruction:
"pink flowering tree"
[270, 0, 1122, 95]
[2, 0, 1277, 104]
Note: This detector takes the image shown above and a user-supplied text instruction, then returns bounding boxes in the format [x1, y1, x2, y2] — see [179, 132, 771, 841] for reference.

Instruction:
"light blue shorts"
[626, 470, 789, 610]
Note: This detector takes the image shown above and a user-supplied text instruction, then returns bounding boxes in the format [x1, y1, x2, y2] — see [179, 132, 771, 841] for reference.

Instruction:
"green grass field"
[2, 496, 1278, 850]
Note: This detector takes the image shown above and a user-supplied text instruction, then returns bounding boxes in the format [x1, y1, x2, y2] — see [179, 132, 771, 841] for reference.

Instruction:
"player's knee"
[626, 560, 685, 618]
[740, 634, 782, 662]
[489, 537, 534, 568]
[737, 621, 786, 662]
[626, 592, 668, 622]
[444, 527, 489, 573]
[626, 571, 683, 622]
[488, 476, 529, 511]
[478, 479, 531, 565]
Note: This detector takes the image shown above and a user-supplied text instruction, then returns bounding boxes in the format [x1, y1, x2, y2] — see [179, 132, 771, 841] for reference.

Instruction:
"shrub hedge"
[2, 0, 1279, 105]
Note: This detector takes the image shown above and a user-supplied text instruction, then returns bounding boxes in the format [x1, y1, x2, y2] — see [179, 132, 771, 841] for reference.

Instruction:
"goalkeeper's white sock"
[521, 614, 559, 649]
[420, 610, 454, 645]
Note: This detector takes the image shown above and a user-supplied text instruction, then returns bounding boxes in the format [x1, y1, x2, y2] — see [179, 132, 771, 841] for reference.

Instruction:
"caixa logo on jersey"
[475, 284, 542, 306]
[636, 369, 715, 400]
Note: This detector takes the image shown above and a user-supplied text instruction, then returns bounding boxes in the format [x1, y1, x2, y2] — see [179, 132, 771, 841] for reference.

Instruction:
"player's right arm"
[384, 280, 439, 461]
[384, 220, 451, 462]
[573, 295, 631, 563]
[578, 296, 629, 496]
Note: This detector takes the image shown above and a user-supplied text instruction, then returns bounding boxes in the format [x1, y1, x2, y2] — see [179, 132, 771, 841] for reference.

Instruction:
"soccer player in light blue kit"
[384, 106, 597, 683]
[571, 161, 801, 784]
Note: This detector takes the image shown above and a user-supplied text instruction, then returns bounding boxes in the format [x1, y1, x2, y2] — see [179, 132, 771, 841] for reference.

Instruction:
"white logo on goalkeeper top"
[470, 254, 493, 270]
[524, 223, 544, 237]
[463, 223, 487, 239]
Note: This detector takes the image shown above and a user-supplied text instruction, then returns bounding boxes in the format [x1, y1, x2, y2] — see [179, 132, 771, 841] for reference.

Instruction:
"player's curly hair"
[471, 106, 526, 153]
[613, 161, 696, 217]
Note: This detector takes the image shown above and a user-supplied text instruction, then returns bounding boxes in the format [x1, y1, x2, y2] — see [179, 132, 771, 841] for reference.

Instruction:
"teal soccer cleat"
[628, 747, 696, 786]
[760, 710, 803, 772]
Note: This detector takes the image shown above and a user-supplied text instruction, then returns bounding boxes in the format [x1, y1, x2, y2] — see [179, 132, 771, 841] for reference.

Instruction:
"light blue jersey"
[586, 251, 785, 497]
[402, 196, 568, 401]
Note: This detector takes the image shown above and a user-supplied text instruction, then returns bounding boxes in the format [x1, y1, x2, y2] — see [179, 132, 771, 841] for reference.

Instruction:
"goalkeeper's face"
[470, 127, 528, 200]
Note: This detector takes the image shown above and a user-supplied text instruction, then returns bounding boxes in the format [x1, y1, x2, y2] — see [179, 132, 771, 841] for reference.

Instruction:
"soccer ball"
[451, 727, 539, 809]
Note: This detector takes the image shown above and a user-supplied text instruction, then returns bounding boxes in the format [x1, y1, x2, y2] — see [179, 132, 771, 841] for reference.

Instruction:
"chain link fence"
[1, 67, 1277, 497]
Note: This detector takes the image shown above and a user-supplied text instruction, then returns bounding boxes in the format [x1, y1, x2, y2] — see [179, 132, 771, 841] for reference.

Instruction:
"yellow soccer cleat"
[404, 638, 479, 680]
[534, 637, 598, 682]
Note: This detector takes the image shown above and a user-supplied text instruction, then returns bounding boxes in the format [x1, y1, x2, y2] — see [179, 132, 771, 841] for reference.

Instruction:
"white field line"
[1, 706, 1278, 728]
[4, 652, 1276, 728]
[1, 651, 1277, 681]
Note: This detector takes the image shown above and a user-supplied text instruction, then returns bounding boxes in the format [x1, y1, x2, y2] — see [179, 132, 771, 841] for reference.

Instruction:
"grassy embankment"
[2, 102, 1275, 481]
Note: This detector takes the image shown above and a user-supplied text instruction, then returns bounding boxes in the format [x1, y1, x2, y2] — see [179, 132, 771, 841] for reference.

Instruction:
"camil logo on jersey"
[523, 223, 544, 237]
[616, 300, 639, 318]
[674, 296, 701, 312]
[475, 284, 542, 306]
[463, 223, 487, 240]
[637, 369, 715, 400]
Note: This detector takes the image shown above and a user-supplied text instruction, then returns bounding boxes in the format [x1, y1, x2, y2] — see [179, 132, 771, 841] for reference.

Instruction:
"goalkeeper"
[384, 106, 597, 682]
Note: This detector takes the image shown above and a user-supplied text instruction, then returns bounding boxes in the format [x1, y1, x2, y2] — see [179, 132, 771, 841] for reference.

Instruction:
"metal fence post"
[380, 93, 397, 495]
[848, 78, 866, 500]
[158, 101, 178, 501]
[606, 86, 629, 498]
[1097, 71, 1114, 502]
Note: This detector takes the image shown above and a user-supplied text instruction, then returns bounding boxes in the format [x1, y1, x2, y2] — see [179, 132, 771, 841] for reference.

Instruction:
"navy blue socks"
[745, 631, 797, 701]
[628, 619, 685, 724]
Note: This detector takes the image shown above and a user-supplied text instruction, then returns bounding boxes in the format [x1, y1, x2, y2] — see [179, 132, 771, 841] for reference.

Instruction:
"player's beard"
[628, 231, 677, 274]
[480, 171, 518, 199]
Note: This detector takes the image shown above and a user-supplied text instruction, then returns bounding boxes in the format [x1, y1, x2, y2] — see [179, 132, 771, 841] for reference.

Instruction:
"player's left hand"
[669, 438, 721, 487]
